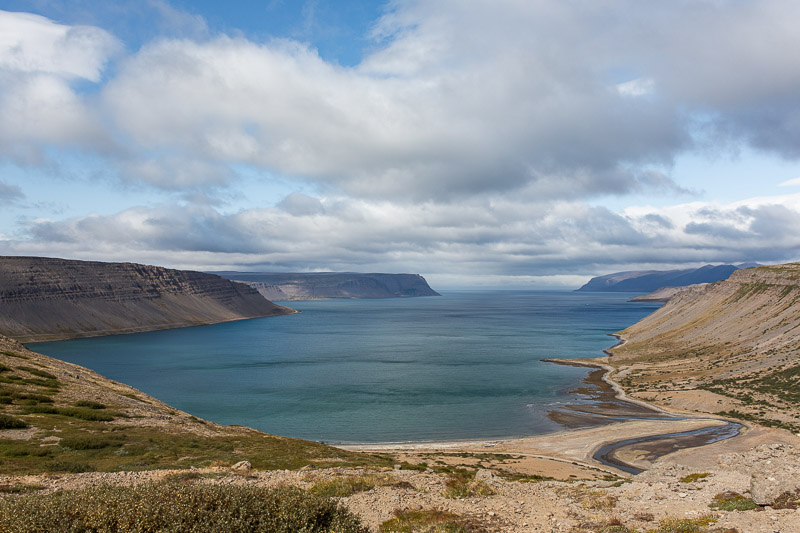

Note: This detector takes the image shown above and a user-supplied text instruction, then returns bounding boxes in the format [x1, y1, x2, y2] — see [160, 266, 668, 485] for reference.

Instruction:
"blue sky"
[2, 0, 800, 289]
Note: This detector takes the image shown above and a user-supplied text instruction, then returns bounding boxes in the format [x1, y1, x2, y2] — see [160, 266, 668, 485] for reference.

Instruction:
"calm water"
[30, 291, 660, 443]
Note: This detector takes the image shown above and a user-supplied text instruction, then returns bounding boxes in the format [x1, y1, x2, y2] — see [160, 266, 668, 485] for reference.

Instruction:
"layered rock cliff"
[215, 272, 440, 300]
[608, 263, 800, 432]
[0, 256, 294, 341]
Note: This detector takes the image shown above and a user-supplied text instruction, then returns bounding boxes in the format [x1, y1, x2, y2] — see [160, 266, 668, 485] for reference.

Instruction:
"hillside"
[2, 334, 798, 532]
[0, 256, 294, 342]
[608, 263, 800, 432]
[214, 272, 440, 300]
[577, 264, 752, 292]
[629, 284, 707, 302]
[0, 334, 385, 474]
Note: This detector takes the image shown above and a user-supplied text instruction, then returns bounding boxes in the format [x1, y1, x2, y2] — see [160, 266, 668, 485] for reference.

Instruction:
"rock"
[231, 460, 252, 473]
[475, 469, 497, 482]
[751, 471, 800, 506]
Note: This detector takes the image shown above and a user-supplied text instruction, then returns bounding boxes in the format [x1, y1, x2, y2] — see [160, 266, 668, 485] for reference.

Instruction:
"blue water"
[29, 291, 660, 443]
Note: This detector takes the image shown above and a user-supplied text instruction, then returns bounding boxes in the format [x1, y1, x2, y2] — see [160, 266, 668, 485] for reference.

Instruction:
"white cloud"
[4, 191, 800, 287]
[0, 10, 118, 81]
[617, 77, 654, 97]
[779, 177, 800, 187]
[0, 10, 119, 164]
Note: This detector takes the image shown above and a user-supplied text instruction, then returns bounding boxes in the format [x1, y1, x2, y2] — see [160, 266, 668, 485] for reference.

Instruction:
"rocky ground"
[1, 441, 798, 532]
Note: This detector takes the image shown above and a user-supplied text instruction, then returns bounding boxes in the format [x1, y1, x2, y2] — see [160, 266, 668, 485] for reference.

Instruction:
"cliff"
[608, 263, 800, 432]
[0, 256, 294, 342]
[577, 264, 751, 292]
[214, 272, 441, 300]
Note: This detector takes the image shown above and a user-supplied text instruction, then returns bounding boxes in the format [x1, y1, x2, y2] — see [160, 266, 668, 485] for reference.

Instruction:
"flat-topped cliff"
[0, 256, 294, 341]
[608, 263, 800, 432]
[215, 272, 440, 300]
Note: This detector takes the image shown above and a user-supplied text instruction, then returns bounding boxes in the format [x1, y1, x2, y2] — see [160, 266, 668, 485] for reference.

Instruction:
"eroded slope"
[609, 264, 800, 432]
[0, 256, 294, 341]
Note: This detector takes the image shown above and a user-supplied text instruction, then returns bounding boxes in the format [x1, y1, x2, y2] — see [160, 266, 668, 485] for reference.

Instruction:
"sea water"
[30, 291, 660, 443]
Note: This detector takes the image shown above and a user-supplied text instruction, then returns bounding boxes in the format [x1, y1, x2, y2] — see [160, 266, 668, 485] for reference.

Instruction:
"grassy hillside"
[608, 264, 800, 432]
[0, 335, 388, 475]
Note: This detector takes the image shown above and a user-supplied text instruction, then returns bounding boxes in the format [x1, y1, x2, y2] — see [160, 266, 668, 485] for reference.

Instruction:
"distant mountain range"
[213, 272, 441, 300]
[576, 263, 761, 293]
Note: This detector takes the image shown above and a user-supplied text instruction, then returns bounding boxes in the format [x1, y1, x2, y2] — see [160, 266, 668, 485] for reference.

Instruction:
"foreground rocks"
[2, 444, 799, 533]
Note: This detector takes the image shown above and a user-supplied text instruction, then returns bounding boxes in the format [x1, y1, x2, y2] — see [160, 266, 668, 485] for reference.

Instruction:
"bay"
[30, 291, 661, 443]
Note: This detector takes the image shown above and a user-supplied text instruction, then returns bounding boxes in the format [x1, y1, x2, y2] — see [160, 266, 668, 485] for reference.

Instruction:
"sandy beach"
[339, 358, 800, 479]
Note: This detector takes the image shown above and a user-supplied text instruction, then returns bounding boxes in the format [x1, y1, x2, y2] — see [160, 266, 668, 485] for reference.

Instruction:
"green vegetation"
[379, 508, 485, 533]
[709, 491, 759, 511]
[0, 415, 27, 429]
[23, 405, 116, 421]
[679, 472, 710, 483]
[573, 517, 634, 533]
[0, 483, 368, 533]
[0, 419, 391, 474]
[442, 472, 495, 499]
[0, 351, 28, 360]
[310, 474, 385, 498]
[74, 400, 106, 409]
[645, 515, 719, 533]
[15, 367, 57, 380]
[0, 483, 44, 494]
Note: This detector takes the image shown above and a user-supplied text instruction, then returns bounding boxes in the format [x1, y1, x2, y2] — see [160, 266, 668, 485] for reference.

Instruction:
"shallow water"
[31, 291, 660, 443]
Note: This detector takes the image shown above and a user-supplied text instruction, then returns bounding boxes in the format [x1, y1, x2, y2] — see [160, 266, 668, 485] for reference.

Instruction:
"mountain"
[0, 256, 294, 342]
[607, 263, 800, 433]
[576, 263, 754, 292]
[213, 272, 441, 300]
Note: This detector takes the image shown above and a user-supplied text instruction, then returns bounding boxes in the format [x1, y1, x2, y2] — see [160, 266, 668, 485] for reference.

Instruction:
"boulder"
[231, 460, 252, 473]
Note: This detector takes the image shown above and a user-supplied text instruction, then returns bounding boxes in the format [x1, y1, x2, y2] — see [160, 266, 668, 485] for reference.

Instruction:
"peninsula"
[0, 256, 294, 342]
[214, 271, 441, 300]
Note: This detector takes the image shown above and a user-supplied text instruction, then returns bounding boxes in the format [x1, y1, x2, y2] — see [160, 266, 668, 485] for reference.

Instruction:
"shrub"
[379, 508, 484, 533]
[653, 515, 716, 532]
[60, 435, 123, 450]
[74, 400, 107, 409]
[0, 483, 368, 532]
[46, 460, 94, 473]
[0, 414, 27, 429]
[15, 367, 57, 380]
[0, 351, 27, 360]
[442, 473, 495, 499]
[23, 406, 114, 421]
[709, 491, 759, 511]
[772, 489, 800, 510]
[680, 472, 710, 483]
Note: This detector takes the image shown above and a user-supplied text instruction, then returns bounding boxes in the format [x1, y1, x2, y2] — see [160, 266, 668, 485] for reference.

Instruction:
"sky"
[2, 0, 800, 290]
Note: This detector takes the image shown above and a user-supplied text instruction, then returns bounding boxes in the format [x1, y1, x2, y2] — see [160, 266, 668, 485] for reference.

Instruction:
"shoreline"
[340, 356, 749, 476]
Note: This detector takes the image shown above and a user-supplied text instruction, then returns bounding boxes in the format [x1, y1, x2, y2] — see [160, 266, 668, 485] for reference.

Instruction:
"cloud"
[779, 177, 800, 187]
[0, 10, 118, 81]
[0, 180, 24, 202]
[0, 10, 120, 165]
[5, 2, 800, 201]
[5, 192, 800, 286]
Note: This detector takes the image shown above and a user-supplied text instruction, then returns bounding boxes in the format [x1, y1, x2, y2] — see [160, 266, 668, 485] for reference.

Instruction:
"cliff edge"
[0, 256, 294, 342]
[215, 272, 441, 300]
